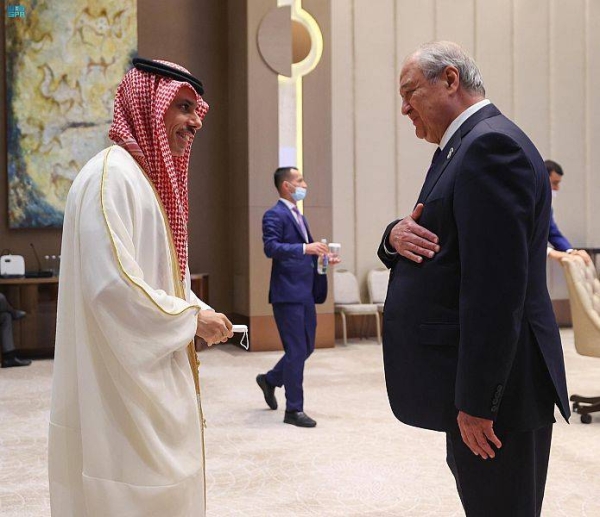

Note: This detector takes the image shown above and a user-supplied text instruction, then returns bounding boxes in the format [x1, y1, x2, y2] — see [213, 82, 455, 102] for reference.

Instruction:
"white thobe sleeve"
[77, 155, 201, 367]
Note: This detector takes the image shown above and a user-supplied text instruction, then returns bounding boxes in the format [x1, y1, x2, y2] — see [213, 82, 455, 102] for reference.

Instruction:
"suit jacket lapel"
[417, 143, 458, 203]
[417, 104, 501, 203]
[277, 200, 308, 243]
[303, 214, 313, 243]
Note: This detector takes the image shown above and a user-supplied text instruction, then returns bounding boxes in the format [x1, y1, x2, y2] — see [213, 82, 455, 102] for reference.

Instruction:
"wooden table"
[0, 274, 210, 358]
[0, 276, 59, 357]
[190, 273, 209, 303]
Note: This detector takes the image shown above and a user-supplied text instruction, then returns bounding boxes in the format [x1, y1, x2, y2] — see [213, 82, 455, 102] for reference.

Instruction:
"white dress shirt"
[439, 99, 490, 151]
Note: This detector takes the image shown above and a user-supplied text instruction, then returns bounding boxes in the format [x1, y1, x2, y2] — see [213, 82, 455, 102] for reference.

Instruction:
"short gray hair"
[412, 41, 485, 96]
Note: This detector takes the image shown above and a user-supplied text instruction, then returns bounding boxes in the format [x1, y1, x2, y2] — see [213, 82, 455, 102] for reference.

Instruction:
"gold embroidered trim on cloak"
[100, 145, 206, 501]
[99, 146, 200, 318]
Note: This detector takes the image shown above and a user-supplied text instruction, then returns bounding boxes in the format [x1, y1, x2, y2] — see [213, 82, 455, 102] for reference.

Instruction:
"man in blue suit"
[256, 167, 330, 428]
[545, 159, 591, 264]
[546, 160, 572, 253]
[378, 42, 569, 516]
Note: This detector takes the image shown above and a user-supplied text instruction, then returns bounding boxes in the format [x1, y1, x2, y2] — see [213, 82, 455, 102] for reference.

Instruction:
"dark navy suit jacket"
[263, 200, 317, 304]
[548, 211, 572, 251]
[378, 104, 570, 433]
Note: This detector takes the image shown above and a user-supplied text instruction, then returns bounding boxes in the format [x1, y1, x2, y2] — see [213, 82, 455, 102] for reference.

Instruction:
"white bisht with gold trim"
[49, 146, 211, 517]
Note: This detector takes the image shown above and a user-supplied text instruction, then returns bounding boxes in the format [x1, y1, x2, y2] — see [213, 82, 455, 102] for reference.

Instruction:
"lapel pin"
[447, 147, 454, 160]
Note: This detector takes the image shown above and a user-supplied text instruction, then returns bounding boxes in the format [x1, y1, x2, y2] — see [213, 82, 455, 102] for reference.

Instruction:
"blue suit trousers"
[266, 302, 316, 412]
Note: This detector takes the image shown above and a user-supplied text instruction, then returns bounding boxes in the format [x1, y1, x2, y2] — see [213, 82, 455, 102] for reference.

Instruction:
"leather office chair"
[333, 269, 381, 345]
[561, 255, 600, 423]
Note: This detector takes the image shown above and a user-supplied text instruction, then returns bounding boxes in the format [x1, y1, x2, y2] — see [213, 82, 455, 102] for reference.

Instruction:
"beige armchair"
[561, 255, 600, 424]
[367, 267, 389, 314]
[333, 269, 381, 345]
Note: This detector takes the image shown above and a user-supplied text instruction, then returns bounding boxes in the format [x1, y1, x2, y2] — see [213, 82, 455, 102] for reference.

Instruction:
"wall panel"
[549, 0, 586, 247]
[475, 0, 513, 117]
[396, 0, 437, 220]
[587, 0, 600, 245]
[435, 0, 475, 54]
[353, 0, 397, 285]
[513, 0, 550, 154]
[331, 0, 356, 273]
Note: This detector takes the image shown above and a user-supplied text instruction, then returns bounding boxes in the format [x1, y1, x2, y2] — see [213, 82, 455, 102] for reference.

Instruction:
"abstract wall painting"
[5, 0, 137, 227]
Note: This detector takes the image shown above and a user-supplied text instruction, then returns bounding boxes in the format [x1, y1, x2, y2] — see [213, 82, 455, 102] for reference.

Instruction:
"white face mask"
[552, 190, 558, 199]
[291, 186, 307, 202]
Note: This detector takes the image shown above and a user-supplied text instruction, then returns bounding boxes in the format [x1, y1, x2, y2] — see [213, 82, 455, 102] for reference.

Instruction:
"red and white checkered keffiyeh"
[109, 60, 209, 279]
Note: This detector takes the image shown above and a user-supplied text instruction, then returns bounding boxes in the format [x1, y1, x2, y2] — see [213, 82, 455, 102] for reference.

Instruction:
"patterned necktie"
[426, 147, 442, 181]
[292, 206, 309, 242]
[417, 147, 443, 204]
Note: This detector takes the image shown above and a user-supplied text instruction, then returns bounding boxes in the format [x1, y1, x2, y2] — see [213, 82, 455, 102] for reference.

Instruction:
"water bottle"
[317, 239, 329, 274]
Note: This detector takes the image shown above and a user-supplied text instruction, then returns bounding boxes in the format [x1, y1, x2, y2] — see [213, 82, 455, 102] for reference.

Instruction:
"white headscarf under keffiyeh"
[109, 60, 209, 279]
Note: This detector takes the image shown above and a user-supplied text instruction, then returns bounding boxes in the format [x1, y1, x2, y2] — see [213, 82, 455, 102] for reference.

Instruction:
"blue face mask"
[291, 186, 307, 202]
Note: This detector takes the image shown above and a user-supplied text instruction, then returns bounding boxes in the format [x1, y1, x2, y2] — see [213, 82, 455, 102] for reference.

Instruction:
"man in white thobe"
[48, 58, 233, 517]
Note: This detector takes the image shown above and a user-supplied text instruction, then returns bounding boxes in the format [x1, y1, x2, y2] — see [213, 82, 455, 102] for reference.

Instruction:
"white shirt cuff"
[383, 239, 397, 256]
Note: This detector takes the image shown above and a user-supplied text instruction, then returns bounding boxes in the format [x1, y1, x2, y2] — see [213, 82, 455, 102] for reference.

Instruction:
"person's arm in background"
[547, 246, 593, 266]
[547, 212, 593, 265]
[547, 247, 570, 262]
[548, 212, 572, 251]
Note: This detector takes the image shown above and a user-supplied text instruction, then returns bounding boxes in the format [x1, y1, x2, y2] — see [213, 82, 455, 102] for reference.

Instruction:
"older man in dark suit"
[256, 166, 335, 428]
[378, 41, 569, 516]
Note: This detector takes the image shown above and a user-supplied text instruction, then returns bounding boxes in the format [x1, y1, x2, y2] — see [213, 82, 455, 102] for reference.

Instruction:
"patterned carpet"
[1, 329, 599, 516]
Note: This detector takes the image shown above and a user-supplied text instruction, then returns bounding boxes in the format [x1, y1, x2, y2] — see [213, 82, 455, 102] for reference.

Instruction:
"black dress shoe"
[11, 310, 26, 321]
[1, 355, 32, 368]
[284, 411, 317, 428]
[256, 374, 277, 410]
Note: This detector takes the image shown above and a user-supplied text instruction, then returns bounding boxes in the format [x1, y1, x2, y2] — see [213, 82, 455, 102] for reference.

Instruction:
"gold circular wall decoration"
[291, 20, 311, 64]
[257, 6, 292, 77]
[257, 6, 315, 77]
